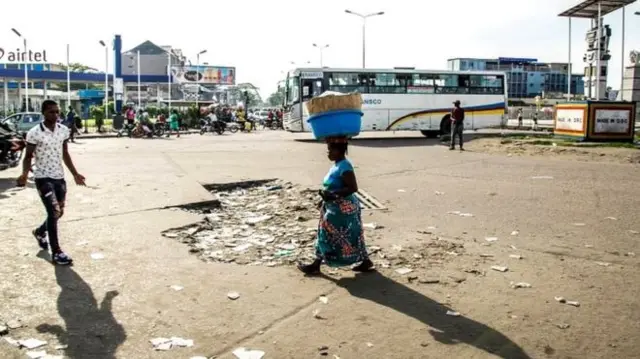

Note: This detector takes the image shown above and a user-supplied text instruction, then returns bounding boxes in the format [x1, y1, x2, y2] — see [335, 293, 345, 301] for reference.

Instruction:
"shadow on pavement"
[0, 177, 32, 200]
[320, 272, 531, 359]
[35, 261, 126, 359]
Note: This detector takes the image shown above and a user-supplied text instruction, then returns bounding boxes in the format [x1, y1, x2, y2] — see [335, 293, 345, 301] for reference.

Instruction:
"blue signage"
[498, 57, 537, 64]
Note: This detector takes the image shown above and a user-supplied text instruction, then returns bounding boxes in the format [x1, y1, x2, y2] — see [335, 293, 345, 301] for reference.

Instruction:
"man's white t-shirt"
[26, 123, 70, 179]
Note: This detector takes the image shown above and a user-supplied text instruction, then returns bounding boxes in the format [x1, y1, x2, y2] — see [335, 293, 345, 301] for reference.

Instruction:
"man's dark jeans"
[450, 121, 464, 149]
[34, 178, 67, 253]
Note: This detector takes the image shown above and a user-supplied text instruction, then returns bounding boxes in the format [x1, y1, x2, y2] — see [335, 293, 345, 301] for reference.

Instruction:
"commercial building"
[447, 57, 585, 99]
[1, 35, 238, 115]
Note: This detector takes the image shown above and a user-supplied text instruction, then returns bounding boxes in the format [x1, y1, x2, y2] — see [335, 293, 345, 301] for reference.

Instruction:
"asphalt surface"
[0, 131, 639, 359]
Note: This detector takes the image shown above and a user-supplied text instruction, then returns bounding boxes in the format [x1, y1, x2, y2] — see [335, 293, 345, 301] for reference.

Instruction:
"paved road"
[0, 132, 639, 358]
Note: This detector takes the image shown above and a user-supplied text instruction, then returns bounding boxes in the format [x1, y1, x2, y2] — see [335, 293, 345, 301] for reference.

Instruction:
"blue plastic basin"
[306, 109, 363, 140]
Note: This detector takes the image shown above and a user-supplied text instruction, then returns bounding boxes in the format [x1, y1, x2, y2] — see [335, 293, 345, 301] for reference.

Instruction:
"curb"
[75, 130, 201, 139]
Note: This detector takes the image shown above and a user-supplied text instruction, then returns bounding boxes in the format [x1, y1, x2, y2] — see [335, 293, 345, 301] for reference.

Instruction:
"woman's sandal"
[352, 259, 375, 272]
[297, 260, 322, 275]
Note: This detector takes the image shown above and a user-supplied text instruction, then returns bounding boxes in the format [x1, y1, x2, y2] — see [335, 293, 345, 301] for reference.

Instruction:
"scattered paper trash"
[170, 285, 184, 291]
[572, 223, 586, 227]
[531, 176, 554, 180]
[485, 237, 499, 242]
[366, 342, 374, 348]
[491, 266, 509, 272]
[19, 339, 48, 350]
[446, 310, 461, 317]
[90, 253, 105, 260]
[363, 223, 381, 230]
[170, 337, 194, 347]
[459, 213, 474, 217]
[511, 230, 519, 236]
[556, 323, 570, 329]
[54, 345, 68, 350]
[397, 189, 406, 193]
[6, 319, 23, 329]
[555, 297, 580, 307]
[395, 267, 413, 275]
[26, 351, 47, 359]
[434, 191, 445, 195]
[228, 291, 241, 300]
[509, 254, 523, 260]
[150, 337, 193, 351]
[606, 217, 618, 221]
[628, 230, 639, 235]
[233, 347, 266, 359]
[319, 296, 329, 304]
[312, 309, 325, 320]
[511, 282, 532, 289]
[595, 261, 611, 267]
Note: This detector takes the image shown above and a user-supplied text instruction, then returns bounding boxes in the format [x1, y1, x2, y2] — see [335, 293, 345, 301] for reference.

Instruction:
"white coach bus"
[282, 67, 508, 137]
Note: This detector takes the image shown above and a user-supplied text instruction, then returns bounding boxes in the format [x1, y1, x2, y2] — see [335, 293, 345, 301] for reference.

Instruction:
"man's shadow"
[36, 253, 127, 359]
[320, 272, 531, 359]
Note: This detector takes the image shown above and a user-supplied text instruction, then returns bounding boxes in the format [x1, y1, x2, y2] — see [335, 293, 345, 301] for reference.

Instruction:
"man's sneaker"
[52, 252, 73, 266]
[32, 230, 48, 250]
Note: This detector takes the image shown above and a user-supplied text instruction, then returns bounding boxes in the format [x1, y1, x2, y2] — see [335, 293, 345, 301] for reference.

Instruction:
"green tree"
[55, 62, 101, 90]
[267, 87, 285, 107]
[56, 62, 97, 73]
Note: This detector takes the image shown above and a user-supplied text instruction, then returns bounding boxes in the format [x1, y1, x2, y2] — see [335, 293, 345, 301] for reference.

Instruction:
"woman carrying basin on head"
[298, 136, 374, 275]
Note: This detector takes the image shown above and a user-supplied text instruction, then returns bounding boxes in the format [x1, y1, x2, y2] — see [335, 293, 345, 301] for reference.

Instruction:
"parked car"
[0, 112, 44, 135]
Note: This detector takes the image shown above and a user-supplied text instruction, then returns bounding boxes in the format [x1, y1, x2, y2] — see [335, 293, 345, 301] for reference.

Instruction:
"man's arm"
[21, 144, 35, 177]
[62, 141, 79, 177]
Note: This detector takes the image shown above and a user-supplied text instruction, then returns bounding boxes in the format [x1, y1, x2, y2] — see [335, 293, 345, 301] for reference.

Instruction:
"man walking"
[450, 100, 465, 151]
[17, 100, 86, 265]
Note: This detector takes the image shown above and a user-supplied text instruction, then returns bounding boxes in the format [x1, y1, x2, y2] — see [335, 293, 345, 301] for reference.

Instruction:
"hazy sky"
[3, 0, 640, 97]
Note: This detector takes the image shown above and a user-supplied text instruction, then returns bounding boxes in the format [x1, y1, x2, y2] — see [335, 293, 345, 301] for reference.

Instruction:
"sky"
[2, 0, 640, 98]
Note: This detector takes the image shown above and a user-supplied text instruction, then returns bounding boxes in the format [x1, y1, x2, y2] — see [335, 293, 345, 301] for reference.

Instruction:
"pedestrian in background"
[450, 100, 465, 151]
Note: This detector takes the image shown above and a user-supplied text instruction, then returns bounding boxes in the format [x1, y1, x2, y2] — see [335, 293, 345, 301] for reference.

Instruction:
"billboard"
[171, 65, 235, 85]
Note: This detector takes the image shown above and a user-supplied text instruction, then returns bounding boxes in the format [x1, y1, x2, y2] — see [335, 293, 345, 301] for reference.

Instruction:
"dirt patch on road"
[162, 180, 465, 272]
[468, 138, 640, 164]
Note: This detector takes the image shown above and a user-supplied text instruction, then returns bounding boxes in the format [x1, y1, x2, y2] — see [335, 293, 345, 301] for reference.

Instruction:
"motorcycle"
[265, 118, 283, 130]
[199, 118, 225, 135]
[0, 127, 25, 171]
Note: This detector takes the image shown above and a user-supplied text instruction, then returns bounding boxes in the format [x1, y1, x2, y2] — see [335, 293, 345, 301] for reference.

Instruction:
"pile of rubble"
[163, 180, 322, 266]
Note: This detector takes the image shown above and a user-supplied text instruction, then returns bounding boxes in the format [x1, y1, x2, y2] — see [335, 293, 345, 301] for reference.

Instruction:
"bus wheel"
[440, 115, 452, 136]
[420, 130, 439, 138]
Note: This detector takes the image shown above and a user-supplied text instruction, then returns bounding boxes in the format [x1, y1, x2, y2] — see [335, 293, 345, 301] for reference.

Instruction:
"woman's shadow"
[35, 253, 127, 359]
[320, 271, 531, 359]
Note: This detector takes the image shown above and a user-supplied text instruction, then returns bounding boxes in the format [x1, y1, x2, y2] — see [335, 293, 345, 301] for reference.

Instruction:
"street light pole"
[344, 10, 385, 68]
[195, 49, 207, 112]
[11, 28, 29, 111]
[167, 49, 172, 113]
[99, 40, 109, 122]
[313, 44, 329, 67]
[137, 50, 141, 109]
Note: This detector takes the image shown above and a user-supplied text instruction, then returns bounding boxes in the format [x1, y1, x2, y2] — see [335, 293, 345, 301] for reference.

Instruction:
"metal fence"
[507, 106, 554, 121]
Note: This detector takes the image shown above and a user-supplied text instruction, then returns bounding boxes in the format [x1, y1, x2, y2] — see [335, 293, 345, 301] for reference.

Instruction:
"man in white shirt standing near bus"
[17, 100, 86, 265]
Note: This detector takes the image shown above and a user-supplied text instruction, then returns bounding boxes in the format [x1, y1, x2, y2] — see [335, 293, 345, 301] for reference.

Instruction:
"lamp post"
[99, 40, 109, 127]
[11, 28, 28, 111]
[312, 44, 329, 67]
[167, 49, 172, 113]
[195, 49, 207, 112]
[344, 9, 385, 68]
[137, 50, 141, 109]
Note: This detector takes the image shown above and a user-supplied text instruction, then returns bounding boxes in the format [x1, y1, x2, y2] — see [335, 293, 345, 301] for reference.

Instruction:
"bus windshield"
[286, 76, 300, 105]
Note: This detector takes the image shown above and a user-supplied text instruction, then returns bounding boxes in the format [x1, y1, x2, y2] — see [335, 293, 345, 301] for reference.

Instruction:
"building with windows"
[447, 57, 584, 99]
